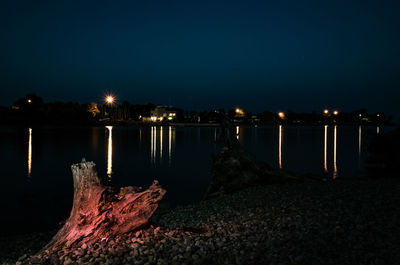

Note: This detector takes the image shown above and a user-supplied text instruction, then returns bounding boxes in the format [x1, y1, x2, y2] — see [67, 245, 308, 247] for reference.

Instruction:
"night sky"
[1, 0, 399, 115]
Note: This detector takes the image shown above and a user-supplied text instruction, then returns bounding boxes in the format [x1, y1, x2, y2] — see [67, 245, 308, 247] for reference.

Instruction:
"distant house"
[143, 106, 177, 122]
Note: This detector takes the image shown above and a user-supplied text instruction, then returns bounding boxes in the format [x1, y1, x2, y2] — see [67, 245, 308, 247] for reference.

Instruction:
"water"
[0, 125, 387, 235]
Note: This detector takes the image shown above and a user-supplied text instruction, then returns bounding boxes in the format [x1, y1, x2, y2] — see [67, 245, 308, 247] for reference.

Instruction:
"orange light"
[323, 109, 329, 115]
[105, 95, 115, 104]
[333, 110, 339, 115]
[235, 108, 244, 116]
[278, 112, 285, 119]
[27, 99, 32, 103]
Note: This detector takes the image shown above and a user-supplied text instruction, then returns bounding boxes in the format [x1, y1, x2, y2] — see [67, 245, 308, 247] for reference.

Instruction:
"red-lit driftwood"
[43, 160, 166, 251]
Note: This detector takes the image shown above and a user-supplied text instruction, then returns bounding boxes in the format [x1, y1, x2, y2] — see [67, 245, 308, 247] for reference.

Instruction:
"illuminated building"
[143, 106, 177, 122]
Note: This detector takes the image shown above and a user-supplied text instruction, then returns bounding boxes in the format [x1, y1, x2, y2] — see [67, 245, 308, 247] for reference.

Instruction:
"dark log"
[205, 116, 316, 198]
[42, 159, 166, 252]
[366, 128, 400, 177]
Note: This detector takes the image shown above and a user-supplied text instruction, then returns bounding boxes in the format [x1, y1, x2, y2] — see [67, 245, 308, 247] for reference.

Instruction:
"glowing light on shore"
[279, 125, 283, 169]
[28, 128, 32, 177]
[106, 126, 113, 179]
[333, 125, 337, 179]
[105, 95, 115, 105]
[235, 108, 245, 116]
[324, 125, 328, 173]
[333, 110, 339, 115]
[324, 109, 329, 115]
[278, 112, 285, 119]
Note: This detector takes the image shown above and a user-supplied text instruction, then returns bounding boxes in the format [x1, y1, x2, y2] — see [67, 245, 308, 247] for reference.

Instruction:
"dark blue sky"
[1, 0, 399, 115]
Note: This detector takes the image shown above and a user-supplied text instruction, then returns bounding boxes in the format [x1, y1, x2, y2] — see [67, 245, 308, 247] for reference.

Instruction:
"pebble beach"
[1, 178, 399, 265]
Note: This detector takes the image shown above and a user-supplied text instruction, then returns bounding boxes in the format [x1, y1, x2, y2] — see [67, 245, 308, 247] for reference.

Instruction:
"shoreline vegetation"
[1, 178, 399, 265]
[0, 94, 395, 127]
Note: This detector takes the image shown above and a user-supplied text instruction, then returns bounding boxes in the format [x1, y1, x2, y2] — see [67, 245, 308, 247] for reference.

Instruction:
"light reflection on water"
[23, 125, 383, 180]
[28, 128, 32, 177]
[150, 126, 176, 166]
[106, 126, 113, 179]
[333, 125, 338, 179]
[169, 126, 172, 165]
[324, 125, 328, 173]
[101, 124, 381, 180]
[358, 125, 362, 158]
[160, 126, 163, 161]
[278, 125, 283, 169]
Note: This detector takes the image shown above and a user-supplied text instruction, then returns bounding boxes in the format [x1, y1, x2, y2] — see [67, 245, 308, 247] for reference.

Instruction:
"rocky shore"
[1, 178, 399, 265]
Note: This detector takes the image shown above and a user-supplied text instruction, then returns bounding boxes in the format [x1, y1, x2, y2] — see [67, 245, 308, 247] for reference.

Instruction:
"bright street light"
[105, 95, 115, 105]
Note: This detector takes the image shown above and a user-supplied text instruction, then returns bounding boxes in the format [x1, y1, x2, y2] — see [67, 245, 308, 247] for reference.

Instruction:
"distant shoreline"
[0, 121, 397, 129]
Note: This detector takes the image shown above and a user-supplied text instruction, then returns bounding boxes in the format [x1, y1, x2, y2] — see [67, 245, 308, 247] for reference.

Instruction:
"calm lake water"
[0, 125, 387, 235]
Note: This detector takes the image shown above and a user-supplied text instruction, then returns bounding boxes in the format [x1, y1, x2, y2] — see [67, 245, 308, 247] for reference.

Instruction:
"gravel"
[1, 178, 400, 265]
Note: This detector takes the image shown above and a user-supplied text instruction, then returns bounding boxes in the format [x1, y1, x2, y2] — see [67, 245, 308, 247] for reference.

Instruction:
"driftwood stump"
[43, 160, 166, 251]
[205, 116, 315, 198]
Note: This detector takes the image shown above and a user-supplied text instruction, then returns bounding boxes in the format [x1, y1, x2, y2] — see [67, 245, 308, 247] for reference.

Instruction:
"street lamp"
[104, 94, 116, 120]
[278, 112, 285, 119]
[105, 95, 114, 105]
[333, 110, 339, 115]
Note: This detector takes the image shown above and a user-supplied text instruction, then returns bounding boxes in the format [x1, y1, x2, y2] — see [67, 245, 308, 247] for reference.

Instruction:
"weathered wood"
[43, 160, 166, 251]
[205, 116, 315, 198]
